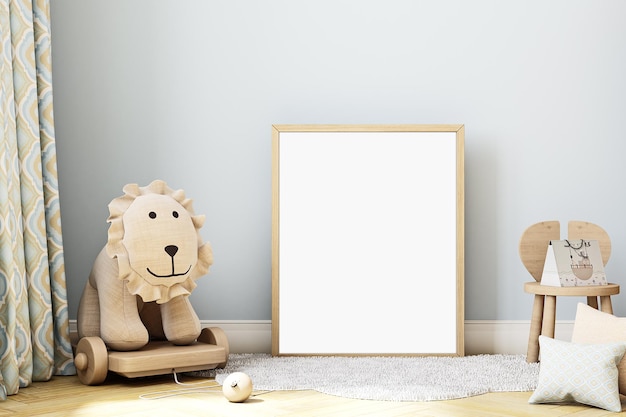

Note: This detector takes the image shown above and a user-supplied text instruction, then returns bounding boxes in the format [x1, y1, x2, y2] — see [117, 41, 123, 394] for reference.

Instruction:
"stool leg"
[527, 294, 544, 363]
[542, 295, 556, 339]
[600, 296, 613, 314]
[587, 296, 598, 309]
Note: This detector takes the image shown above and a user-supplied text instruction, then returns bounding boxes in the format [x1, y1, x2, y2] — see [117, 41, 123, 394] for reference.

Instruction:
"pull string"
[139, 370, 222, 400]
[173, 371, 220, 387]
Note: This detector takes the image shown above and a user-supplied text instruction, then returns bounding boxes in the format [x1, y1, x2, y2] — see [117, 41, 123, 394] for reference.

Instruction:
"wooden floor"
[2, 373, 625, 417]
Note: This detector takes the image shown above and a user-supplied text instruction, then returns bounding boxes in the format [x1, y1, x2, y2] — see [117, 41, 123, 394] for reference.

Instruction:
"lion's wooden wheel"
[198, 327, 229, 368]
[74, 337, 109, 385]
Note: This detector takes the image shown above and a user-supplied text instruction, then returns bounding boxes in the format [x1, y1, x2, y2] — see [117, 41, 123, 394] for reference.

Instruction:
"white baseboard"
[70, 319, 574, 356]
[463, 320, 573, 356]
[69, 320, 273, 354]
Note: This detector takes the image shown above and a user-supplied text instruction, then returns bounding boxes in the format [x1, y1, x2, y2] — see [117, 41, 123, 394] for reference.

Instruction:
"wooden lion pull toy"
[73, 180, 228, 385]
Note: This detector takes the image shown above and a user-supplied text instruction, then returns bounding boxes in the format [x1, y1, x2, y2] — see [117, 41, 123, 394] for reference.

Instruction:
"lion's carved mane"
[105, 180, 213, 304]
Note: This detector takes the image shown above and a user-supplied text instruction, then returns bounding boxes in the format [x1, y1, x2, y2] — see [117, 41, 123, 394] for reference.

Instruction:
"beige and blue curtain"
[0, 0, 75, 399]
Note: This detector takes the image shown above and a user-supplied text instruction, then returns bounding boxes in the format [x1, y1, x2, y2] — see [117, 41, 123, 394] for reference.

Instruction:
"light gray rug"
[196, 353, 539, 402]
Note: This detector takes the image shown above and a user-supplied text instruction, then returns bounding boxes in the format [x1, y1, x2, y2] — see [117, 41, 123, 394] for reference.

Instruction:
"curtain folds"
[0, 0, 75, 400]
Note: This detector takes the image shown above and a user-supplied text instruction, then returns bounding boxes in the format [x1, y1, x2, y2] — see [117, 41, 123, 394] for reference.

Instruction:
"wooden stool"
[523, 282, 619, 362]
[520, 220, 620, 362]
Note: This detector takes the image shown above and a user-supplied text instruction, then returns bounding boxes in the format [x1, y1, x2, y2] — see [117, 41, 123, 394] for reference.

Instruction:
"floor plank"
[1, 374, 624, 416]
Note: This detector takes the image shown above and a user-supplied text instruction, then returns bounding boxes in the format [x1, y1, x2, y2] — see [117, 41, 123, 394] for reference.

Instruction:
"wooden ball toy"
[222, 372, 253, 402]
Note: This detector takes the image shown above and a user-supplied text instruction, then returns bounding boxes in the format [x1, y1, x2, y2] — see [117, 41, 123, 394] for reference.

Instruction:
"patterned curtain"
[0, 0, 75, 400]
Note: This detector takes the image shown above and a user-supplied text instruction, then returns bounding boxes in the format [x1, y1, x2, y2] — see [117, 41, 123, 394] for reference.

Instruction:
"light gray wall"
[50, 0, 626, 322]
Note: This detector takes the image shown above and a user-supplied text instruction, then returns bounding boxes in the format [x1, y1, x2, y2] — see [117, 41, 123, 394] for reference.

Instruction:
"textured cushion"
[572, 302, 626, 395]
[528, 336, 625, 412]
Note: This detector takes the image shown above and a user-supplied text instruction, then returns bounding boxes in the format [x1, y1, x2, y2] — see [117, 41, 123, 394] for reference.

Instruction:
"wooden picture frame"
[272, 125, 464, 356]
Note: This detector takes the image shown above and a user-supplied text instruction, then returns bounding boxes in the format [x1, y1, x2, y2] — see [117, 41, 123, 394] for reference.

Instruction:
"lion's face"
[106, 180, 213, 303]
[123, 194, 198, 286]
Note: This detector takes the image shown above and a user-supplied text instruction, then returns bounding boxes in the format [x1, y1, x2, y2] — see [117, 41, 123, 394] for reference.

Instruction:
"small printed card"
[540, 239, 607, 287]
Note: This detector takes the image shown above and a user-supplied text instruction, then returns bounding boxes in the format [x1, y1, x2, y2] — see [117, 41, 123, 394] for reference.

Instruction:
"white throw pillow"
[528, 336, 625, 412]
[572, 302, 626, 394]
